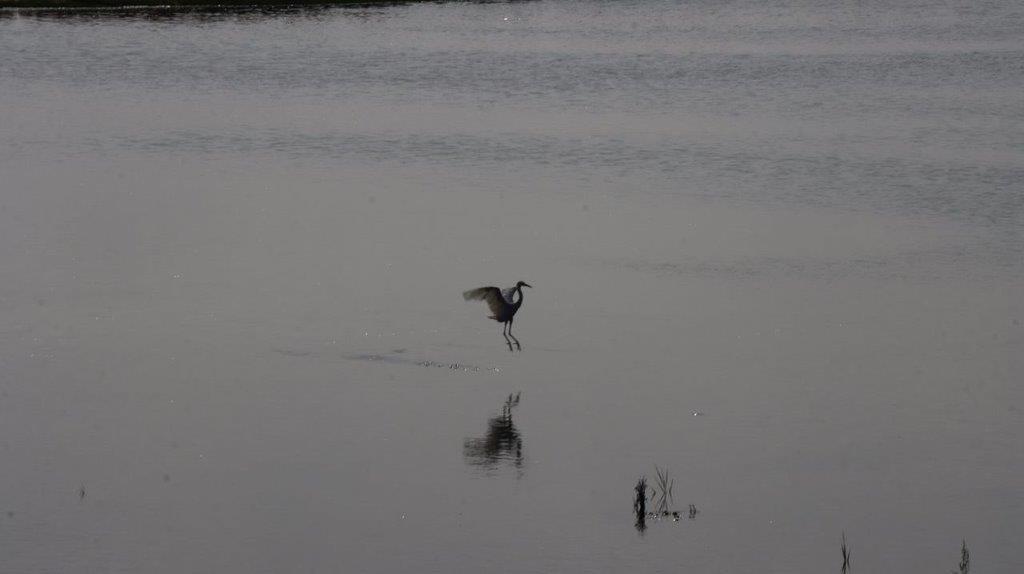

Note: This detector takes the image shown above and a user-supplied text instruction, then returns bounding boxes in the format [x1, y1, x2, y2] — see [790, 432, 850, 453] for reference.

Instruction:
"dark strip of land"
[1, 0, 418, 8]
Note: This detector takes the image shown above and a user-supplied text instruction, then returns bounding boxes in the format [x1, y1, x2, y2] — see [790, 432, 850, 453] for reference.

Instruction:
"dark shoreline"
[1, 0, 423, 8]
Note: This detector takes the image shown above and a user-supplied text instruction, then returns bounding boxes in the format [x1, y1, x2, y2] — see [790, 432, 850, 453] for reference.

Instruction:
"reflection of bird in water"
[463, 281, 532, 351]
[463, 393, 523, 471]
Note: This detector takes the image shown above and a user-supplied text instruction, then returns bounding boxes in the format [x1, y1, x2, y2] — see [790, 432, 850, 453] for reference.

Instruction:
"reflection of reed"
[841, 532, 851, 574]
[463, 393, 523, 470]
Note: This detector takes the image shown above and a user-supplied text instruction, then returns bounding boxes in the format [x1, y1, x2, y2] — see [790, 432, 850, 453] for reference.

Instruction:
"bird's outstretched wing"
[463, 286, 507, 317]
[500, 287, 517, 304]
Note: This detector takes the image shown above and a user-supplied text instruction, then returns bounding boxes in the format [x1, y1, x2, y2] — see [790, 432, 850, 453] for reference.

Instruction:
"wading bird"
[463, 281, 532, 351]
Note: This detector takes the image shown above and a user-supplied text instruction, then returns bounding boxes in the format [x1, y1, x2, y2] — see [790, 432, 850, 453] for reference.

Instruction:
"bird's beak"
[523, 283, 532, 288]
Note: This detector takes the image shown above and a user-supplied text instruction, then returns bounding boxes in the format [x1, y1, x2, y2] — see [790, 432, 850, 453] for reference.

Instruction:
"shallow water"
[1, 1, 1022, 572]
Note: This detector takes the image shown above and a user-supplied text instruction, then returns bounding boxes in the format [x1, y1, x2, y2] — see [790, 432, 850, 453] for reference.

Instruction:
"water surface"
[1, 1, 1022, 572]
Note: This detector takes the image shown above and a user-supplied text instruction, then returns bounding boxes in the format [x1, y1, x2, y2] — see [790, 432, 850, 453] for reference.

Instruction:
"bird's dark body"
[490, 309, 514, 322]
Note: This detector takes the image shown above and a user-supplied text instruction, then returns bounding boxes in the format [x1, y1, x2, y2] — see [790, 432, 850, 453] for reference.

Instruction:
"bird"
[463, 281, 532, 351]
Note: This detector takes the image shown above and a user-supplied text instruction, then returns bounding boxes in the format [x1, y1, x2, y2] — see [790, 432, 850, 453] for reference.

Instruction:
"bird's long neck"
[512, 286, 524, 310]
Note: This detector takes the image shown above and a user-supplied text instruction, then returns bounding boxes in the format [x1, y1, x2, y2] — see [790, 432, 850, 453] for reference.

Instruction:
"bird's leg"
[502, 323, 514, 352]
[508, 318, 521, 351]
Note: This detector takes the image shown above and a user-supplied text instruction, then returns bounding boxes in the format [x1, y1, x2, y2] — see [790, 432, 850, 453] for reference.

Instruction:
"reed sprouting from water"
[831, 533, 970, 573]
[956, 539, 970, 574]
[634, 466, 688, 532]
[841, 531, 851, 573]
[633, 477, 647, 533]
[652, 465, 674, 515]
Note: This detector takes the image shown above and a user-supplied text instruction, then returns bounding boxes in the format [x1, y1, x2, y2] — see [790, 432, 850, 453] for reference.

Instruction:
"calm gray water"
[1, 1, 1022, 572]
